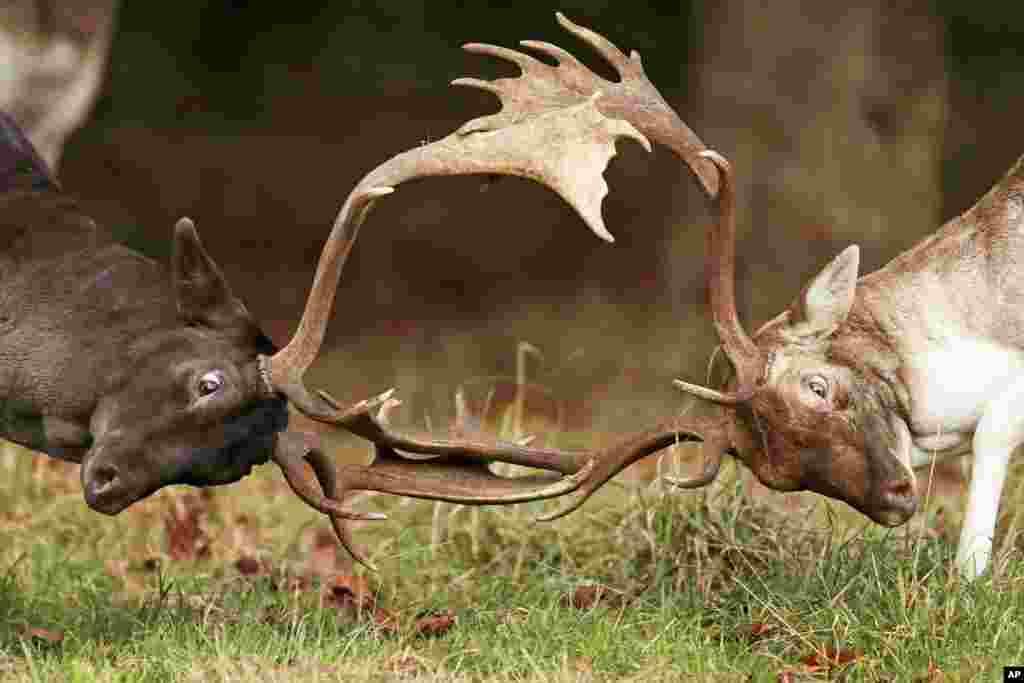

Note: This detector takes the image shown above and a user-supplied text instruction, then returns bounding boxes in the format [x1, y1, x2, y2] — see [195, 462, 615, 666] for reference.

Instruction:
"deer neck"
[853, 162, 1024, 450]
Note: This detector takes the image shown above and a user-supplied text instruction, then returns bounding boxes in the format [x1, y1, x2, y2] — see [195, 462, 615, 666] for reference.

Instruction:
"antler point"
[589, 221, 615, 243]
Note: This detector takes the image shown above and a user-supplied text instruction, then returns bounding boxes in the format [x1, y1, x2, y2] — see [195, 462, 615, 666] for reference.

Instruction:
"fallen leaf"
[22, 626, 63, 643]
[372, 607, 400, 635]
[741, 621, 775, 642]
[798, 647, 862, 670]
[234, 555, 264, 576]
[414, 609, 456, 637]
[561, 583, 620, 609]
[164, 495, 209, 561]
[914, 660, 945, 682]
[323, 573, 375, 611]
[305, 528, 342, 578]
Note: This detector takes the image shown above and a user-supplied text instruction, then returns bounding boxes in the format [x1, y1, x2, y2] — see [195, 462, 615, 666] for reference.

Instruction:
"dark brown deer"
[1, 23, 731, 569]
[454, 14, 1023, 579]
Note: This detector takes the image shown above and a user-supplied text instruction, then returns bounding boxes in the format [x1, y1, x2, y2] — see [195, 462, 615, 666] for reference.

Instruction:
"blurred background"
[3, 0, 1024, 481]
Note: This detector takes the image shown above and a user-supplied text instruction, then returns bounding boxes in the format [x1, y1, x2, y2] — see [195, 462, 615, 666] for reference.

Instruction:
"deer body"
[727, 157, 1024, 578]
[0, 203, 153, 462]
[469, 16, 1024, 581]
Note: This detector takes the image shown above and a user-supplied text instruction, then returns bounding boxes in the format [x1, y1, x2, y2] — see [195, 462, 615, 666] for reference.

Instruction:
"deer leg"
[958, 373, 1024, 578]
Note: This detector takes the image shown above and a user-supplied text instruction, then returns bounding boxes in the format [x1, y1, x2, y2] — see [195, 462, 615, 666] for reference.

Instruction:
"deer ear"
[786, 245, 860, 340]
[172, 217, 251, 330]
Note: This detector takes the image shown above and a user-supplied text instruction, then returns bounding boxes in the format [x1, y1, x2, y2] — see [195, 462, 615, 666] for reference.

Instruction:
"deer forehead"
[763, 346, 849, 383]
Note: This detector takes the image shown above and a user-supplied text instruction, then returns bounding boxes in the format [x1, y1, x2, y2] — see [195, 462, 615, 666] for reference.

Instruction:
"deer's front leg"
[958, 374, 1024, 578]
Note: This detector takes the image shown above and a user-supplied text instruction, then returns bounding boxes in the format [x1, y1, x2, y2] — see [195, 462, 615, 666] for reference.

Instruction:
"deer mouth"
[870, 480, 918, 526]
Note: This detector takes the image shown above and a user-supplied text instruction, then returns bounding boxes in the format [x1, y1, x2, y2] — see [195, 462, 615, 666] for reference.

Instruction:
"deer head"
[671, 154, 917, 526]
[79, 217, 289, 513]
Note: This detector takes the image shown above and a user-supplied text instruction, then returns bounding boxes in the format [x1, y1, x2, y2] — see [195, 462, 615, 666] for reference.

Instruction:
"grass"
[2, 409, 1024, 681]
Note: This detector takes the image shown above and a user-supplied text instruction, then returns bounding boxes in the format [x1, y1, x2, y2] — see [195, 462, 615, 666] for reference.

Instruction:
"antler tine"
[536, 414, 730, 522]
[271, 394, 601, 570]
[673, 151, 764, 404]
[553, 11, 637, 76]
[552, 12, 718, 196]
[454, 12, 723, 214]
[274, 392, 725, 567]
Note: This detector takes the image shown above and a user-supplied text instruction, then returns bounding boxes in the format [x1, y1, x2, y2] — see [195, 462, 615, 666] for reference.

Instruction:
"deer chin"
[863, 497, 918, 527]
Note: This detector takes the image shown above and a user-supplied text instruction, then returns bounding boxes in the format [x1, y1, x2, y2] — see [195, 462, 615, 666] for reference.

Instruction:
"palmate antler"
[455, 14, 762, 398]
[245, 14, 735, 568]
[434, 15, 759, 509]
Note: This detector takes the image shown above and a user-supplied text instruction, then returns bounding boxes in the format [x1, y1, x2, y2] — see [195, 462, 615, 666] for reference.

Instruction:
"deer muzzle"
[81, 440, 161, 515]
[867, 414, 918, 526]
[81, 452, 137, 514]
[872, 478, 918, 526]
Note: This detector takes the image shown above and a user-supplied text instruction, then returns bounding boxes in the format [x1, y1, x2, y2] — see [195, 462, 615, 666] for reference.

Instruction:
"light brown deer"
[452, 13, 1023, 579]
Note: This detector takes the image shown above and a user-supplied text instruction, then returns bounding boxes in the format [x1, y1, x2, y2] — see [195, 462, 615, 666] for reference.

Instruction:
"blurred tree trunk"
[680, 1, 947, 316]
[663, 2, 965, 509]
[0, 0, 118, 171]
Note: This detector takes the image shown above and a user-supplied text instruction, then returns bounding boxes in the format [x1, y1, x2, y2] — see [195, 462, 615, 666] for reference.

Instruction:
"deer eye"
[197, 371, 224, 397]
[804, 375, 829, 400]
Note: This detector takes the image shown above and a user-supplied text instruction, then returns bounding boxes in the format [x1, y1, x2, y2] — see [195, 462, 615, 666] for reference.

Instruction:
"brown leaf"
[914, 660, 945, 682]
[234, 555, 264, 576]
[323, 573, 375, 611]
[22, 626, 63, 643]
[372, 607, 400, 635]
[414, 609, 456, 637]
[798, 647, 862, 670]
[305, 528, 341, 578]
[798, 652, 822, 670]
[164, 495, 209, 561]
[561, 583, 620, 609]
[832, 648, 861, 666]
[741, 621, 775, 642]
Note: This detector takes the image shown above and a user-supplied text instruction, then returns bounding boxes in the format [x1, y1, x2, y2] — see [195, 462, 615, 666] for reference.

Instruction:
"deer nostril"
[91, 463, 120, 493]
[880, 479, 918, 520]
[885, 480, 913, 499]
